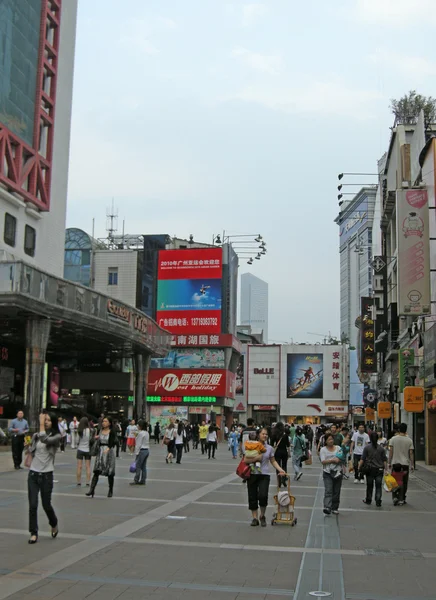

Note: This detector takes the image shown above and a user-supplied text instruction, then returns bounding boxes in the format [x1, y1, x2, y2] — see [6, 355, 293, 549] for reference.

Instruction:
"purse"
[163, 437, 170, 446]
[236, 458, 251, 480]
[24, 451, 33, 469]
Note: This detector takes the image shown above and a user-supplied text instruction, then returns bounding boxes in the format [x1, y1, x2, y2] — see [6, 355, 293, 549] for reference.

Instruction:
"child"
[391, 464, 406, 506]
[245, 432, 266, 473]
[328, 443, 347, 479]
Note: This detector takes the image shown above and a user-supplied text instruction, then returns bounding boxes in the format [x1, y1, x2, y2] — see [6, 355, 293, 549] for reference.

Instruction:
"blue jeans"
[135, 449, 149, 484]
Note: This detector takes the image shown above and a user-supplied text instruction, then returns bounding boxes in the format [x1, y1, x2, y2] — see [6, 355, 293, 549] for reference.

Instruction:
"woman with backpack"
[292, 426, 306, 481]
[359, 431, 387, 507]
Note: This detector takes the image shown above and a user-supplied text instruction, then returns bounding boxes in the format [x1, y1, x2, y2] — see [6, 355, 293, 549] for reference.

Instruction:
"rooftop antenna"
[106, 199, 118, 243]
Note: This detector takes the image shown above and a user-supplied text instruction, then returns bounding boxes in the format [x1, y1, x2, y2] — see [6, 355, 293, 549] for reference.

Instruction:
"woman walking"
[320, 433, 343, 515]
[292, 427, 306, 481]
[175, 421, 186, 464]
[272, 422, 290, 487]
[360, 431, 387, 508]
[76, 417, 94, 486]
[86, 416, 116, 498]
[244, 428, 286, 527]
[229, 426, 239, 459]
[207, 424, 218, 459]
[163, 422, 176, 463]
[26, 413, 61, 544]
[126, 419, 138, 456]
[130, 420, 150, 485]
[58, 416, 67, 452]
[70, 416, 79, 449]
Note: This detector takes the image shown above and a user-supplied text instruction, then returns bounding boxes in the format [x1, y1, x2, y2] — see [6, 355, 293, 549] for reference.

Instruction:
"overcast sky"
[66, 0, 436, 343]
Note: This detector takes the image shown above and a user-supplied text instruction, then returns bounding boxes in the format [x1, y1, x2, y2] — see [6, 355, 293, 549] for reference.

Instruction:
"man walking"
[9, 410, 29, 469]
[389, 423, 414, 505]
[351, 424, 370, 484]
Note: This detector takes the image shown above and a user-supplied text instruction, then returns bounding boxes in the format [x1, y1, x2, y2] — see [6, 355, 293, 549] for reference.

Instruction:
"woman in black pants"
[272, 422, 290, 487]
[244, 428, 286, 527]
[26, 413, 61, 544]
[359, 431, 387, 508]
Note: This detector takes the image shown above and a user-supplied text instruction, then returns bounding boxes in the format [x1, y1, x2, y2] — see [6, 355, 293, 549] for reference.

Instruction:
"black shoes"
[28, 535, 38, 544]
[108, 490, 113, 498]
[260, 516, 267, 527]
[51, 527, 59, 538]
[323, 508, 331, 515]
[250, 518, 259, 527]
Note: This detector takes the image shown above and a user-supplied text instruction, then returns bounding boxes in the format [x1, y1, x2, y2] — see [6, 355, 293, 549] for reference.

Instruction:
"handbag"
[236, 458, 251, 480]
[24, 451, 33, 469]
[163, 437, 170, 446]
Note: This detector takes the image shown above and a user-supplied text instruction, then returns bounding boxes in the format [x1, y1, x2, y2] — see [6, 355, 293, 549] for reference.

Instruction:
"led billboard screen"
[0, 0, 42, 146]
[156, 248, 223, 334]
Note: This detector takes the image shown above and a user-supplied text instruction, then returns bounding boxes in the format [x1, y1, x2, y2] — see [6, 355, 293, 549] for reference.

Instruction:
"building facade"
[240, 273, 269, 343]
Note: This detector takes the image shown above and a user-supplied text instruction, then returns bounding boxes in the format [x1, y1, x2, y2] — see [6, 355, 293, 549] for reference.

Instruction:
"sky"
[66, 0, 436, 343]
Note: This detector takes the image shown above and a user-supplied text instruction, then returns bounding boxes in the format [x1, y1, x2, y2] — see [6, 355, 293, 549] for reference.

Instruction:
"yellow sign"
[377, 402, 391, 419]
[403, 386, 424, 412]
[365, 407, 375, 421]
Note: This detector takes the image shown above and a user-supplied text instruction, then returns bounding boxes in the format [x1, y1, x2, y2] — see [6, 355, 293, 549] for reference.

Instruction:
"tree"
[390, 90, 436, 126]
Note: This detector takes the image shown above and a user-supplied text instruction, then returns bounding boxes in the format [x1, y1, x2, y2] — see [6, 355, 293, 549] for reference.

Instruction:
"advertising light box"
[147, 369, 231, 397]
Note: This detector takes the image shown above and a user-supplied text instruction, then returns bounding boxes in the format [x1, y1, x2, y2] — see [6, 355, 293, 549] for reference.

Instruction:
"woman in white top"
[163, 422, 176, 463]
[70, 416, 79, 449]
[76, 416, 94, 486]
[126, 420, 138, 456]
[130, 420, 150, 485]
[207, 424, 218, 459]
[175, 421, 186, 464]
[320, 433, 343, 516]
[26, 413, 61, 544]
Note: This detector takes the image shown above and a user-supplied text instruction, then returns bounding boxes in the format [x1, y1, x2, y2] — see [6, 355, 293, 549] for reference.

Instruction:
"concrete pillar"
[24, 318, 51, 430]
[134, 353, 150, 421]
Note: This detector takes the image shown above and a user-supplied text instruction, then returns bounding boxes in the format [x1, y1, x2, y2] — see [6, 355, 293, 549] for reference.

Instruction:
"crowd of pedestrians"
[5, 407, 418, 540]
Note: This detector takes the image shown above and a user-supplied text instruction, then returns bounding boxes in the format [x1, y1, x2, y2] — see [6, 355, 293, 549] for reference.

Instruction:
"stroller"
[271, 473, 297, 526]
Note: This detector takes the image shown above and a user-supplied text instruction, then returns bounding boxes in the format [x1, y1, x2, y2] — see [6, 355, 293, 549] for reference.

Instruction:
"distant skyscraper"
[240, 273, 268, 342]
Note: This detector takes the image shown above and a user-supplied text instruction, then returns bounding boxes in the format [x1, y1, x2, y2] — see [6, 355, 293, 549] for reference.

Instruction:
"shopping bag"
[129, 461, 137, 473]
[348, 460, 354, 474]
[383, 473, 398, 492]
[236, 458, 251, 480]
[304, 455, 313, 465]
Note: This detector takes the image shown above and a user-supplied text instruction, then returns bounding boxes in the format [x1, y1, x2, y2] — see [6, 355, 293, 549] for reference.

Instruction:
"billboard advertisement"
[248, 346, 280, 405]
[339, 196, 369, 249]
[156, 248, 223, 334]
[236, 355, 244, 395]
[149, 405, 188, 433]
[286, 353, 323, 399]
[147, 369, 232, 397]
[150, 348, 225, 369]
[0, 0, 42, 146]
[396, 190, 430, 316]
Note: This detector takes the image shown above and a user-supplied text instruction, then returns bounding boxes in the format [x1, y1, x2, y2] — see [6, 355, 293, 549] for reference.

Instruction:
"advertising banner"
[399, 348, 415, 392]
[150, 348, 225, 369]
[236, 355, 244, 395]
[325, 404, 348, 416]
[286, 353, 323, 399]
[248, 346, 280, 405]
[156, 248, 223, 334]
[149, 405, 188, 433]
[397, 190, 430, 316]
[171, 333, 241, 350]
[424, 325, 436, 388]
[147, 369, 232, 397]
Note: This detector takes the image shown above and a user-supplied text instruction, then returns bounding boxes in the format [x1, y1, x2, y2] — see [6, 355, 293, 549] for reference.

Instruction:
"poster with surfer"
[287, 354, 323, 399]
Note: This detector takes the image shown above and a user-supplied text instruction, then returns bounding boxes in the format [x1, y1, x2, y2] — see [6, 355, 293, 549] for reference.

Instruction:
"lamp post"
[213, 232, 267, 265]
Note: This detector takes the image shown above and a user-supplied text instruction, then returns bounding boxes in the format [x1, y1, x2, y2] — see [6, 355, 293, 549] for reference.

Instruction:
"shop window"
[4, 213, 17, 247]
[108, 267, 118, 285]
[24, 225, 36, 257]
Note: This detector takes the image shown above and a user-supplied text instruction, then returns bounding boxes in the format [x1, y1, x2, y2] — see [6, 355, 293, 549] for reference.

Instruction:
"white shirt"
[207, 430, 217, 443]
[351, 431, 370, 456]
[320, 445, 341, 473]
[135, 430, 150, 454]
[175, 429, 186, 444]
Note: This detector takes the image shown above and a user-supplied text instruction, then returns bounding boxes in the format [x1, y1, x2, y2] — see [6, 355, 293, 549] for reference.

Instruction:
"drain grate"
[364, 548, 422, 558]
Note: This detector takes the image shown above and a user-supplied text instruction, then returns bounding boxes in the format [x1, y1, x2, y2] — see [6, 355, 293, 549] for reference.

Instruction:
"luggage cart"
[271, 474, 297, 526]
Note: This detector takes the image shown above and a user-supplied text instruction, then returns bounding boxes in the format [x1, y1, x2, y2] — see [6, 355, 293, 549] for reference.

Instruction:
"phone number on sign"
[190, 317, 218, 326]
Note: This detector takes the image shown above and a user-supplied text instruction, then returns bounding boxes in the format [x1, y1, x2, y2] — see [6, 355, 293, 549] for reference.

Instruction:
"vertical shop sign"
[360, 297, 376, 373]
[399, 348, 415, 392]
[396, 190, 430, 316]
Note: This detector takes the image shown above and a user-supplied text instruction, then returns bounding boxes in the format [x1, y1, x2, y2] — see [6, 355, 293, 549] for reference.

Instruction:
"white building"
[0, 1, 78, 276]
[240, 273, 268, 343]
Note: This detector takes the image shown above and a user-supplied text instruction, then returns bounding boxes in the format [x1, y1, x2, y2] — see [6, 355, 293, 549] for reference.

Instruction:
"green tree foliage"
[390, 90, 436, 125]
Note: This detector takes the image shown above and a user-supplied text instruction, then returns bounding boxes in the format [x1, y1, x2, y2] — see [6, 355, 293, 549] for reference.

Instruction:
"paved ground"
[1, 444, 436, 600]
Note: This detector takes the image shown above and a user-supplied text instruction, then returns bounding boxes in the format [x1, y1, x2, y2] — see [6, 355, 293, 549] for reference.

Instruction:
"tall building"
[240, 273, 268, 342]
[335, 187, 376, 347]
[0, 2, 171, 425]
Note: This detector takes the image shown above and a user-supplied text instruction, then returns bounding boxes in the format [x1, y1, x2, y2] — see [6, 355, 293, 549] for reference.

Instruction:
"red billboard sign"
[156, 248, 223, 335]
[171, 333, 241, 351]
[148, 369, 234, 397]
[158, 248, 222, 280]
